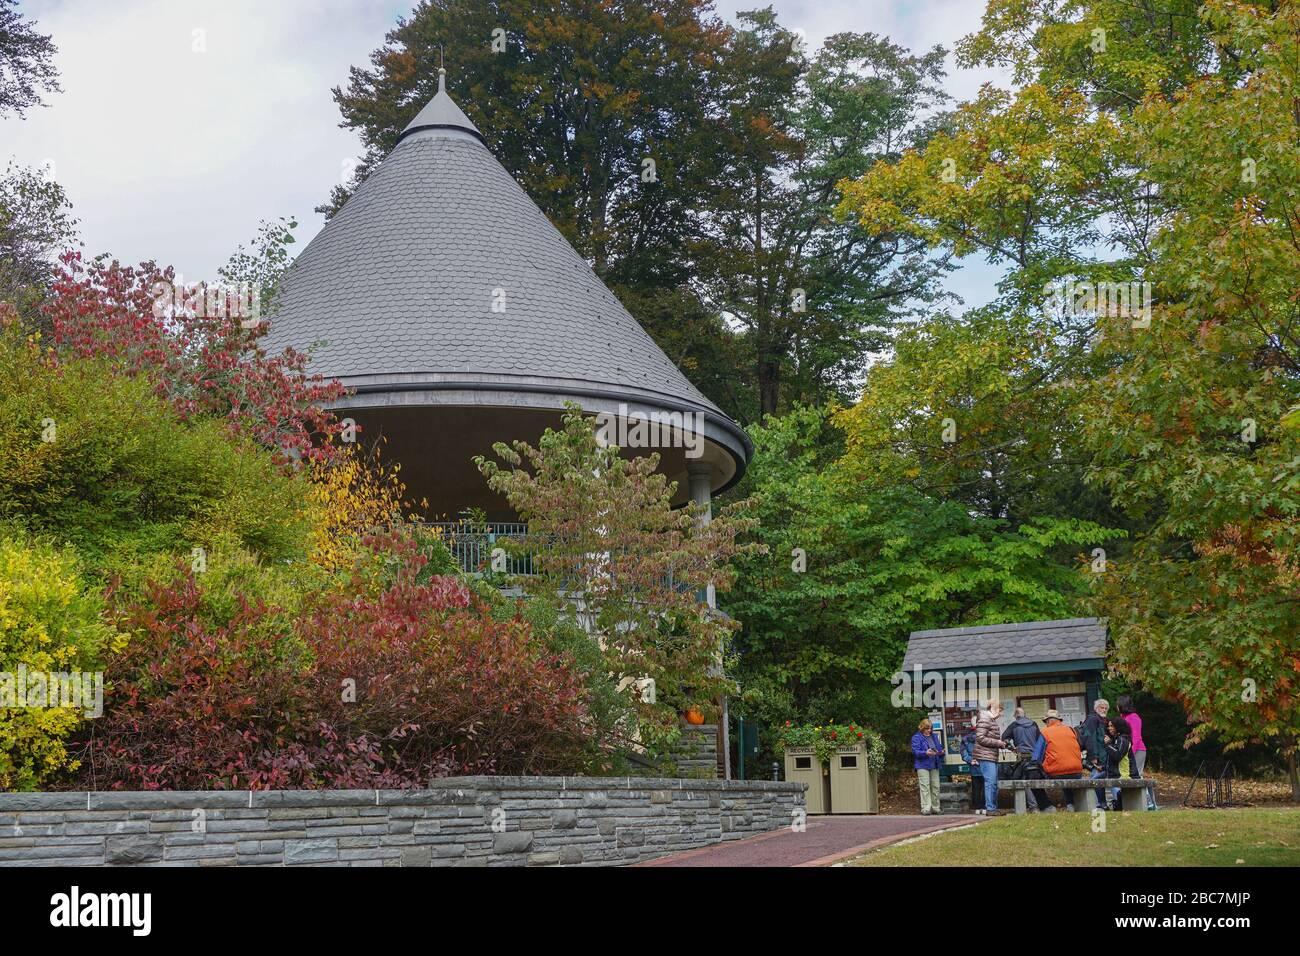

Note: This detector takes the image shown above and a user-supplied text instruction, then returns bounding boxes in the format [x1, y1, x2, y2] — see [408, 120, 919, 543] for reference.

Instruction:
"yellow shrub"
[0, 535, 122, 790]
[306, 441, 416, 572]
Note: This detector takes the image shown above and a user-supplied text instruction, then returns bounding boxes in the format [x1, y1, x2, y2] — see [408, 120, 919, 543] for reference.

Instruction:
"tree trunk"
[1288, 746, 1300, 804]
[758, 355, 780, 417]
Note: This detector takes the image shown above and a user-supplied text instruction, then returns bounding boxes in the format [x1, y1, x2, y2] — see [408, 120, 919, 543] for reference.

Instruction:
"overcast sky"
[2, 0, 1010, 308]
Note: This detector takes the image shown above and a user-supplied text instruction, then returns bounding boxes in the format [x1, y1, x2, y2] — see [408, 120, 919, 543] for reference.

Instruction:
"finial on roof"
[398, 58, 485, 145]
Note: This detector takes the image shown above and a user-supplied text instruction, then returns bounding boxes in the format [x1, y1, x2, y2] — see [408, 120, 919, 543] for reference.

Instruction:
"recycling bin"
[783, 747, 830, 814]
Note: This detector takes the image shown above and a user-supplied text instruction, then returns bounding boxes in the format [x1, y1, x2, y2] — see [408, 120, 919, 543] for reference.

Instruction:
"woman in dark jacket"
[911, 718, 945, 815]
[1104, 715, 1133, 809]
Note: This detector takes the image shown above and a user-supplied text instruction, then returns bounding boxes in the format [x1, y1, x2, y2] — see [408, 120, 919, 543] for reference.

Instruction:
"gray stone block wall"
[939, 780, 972, 813]
[0, 777, 804, 867]
[674, 723, 720, 778]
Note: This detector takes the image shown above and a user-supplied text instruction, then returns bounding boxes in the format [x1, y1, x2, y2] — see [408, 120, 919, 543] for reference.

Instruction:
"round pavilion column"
[686, 461, 714, 607]
[687, 460, 730, 778]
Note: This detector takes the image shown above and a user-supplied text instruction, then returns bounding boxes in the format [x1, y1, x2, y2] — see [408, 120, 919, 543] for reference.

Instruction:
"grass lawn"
[849, 808, 1300, 867]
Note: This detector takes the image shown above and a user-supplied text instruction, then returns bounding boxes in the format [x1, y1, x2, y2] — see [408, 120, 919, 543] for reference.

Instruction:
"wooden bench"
[998, 777, 1155, 814]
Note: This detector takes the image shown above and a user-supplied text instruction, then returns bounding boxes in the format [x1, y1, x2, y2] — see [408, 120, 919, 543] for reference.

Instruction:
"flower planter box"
[782, 747, 830, 814]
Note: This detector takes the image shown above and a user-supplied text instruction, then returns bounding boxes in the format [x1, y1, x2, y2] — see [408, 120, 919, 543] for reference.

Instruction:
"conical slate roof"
[264, 71, 737, 437]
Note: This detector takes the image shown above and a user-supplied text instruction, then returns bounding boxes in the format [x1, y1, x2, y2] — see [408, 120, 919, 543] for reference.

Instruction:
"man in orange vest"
[1040, 709, 1085, 811]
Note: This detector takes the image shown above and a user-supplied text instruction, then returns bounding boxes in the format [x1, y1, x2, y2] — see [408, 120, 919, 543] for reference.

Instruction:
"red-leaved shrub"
[73, 571, 316, 790]
[72, 545, 597, 790]
[45, 251, 345, 465]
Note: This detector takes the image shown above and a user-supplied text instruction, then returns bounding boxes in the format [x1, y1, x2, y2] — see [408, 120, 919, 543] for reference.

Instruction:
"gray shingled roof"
[902, 618, 1107, 670]
[261, 80, 727, 423]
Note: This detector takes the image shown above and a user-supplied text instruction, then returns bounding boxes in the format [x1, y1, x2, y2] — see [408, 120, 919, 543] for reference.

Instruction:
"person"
[960, 716, 980, 811]
[1040, 709, 1084, 810]
[972, 699, 1013, 815]
[1117, 694, 1158, 809]
[1001, 707, 1047, 811]
[911, 718, 945, 815]
[1079, 698, 1110, 807]
[1104, 715, 1134, 810]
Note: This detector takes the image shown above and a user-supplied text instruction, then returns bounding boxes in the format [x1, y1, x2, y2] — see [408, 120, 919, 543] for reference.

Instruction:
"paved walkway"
[639, 814, 982, 867]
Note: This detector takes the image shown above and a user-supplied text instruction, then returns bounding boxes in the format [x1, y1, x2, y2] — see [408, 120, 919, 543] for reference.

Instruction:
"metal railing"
[426, 521, 538, 576]
[426, 522, 697, 597]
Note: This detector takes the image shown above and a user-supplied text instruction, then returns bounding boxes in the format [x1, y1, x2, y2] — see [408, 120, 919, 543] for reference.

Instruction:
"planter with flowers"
[777, 722, 884, 814]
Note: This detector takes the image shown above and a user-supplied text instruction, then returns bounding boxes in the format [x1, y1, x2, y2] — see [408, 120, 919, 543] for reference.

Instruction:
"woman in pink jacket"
[1117, 695, 1158, 809]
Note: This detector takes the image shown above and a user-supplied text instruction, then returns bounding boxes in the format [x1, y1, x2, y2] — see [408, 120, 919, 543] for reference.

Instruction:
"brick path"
[638, 814, 982, 867]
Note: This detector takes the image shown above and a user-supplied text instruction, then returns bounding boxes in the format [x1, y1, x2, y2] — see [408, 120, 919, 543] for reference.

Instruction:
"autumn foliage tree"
[840, 0, 1300, 796]
[477, 404, 759, 758]
[1082, 1, 1300, 797]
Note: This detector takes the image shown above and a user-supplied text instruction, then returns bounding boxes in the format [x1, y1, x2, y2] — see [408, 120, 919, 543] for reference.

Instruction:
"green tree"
[702, 15, 951, 416]
[0, 162, 78, 323]
[0, 0, 60, 118]
[726, 405, 1117, 738]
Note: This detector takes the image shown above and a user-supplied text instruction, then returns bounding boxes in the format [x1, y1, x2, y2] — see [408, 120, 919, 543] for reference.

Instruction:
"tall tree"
[0, 162, 77, 321]
[325, 2, 953, 422]
[1082, 0, 1300, 798]
[325, 0, 728, 269]
[0, 0, 60, 118]
[726, 404, 1117, 738]
[325, 0, 742, 416]
[701, 14, 951, 416]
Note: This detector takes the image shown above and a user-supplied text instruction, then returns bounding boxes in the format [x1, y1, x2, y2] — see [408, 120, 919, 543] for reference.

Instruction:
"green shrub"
[0, 326, 313, 575]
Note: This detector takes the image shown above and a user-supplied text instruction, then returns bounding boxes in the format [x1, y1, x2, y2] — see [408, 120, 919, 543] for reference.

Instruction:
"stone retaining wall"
[0, 776, 804, 867]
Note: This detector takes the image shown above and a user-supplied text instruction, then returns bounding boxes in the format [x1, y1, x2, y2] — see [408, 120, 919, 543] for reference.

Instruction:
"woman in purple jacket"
[911, 718, 945, 815]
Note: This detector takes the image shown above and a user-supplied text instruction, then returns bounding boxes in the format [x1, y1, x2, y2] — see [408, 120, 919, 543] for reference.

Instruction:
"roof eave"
[330, 376, 752, 481]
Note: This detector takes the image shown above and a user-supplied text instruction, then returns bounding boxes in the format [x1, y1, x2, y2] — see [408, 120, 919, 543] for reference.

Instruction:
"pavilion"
[263, 68, 749, 777]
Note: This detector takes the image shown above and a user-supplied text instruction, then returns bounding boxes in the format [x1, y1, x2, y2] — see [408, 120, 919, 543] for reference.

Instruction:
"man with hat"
[1040, 708, 1085, 811]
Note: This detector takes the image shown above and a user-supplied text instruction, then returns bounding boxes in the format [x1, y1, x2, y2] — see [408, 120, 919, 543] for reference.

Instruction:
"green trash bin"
[828, 743, 878, 814]
[783, 747, 830, 814]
